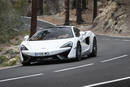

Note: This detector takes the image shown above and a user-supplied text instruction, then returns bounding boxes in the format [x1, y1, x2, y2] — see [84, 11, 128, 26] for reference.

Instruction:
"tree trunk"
[37, 0, 43, 15]
[76, 0, 83, 24]
[30, 0, 37, 37]
[93, 0, 97, 21]
[82, 0, 87, 10]
[72, 0, 76, 9]
[64, 0, 70, 25]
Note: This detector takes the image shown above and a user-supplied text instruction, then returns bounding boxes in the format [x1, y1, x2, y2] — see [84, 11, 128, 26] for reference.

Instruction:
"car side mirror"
[24, 35, 29, 41]
[80, 31, 85, 35]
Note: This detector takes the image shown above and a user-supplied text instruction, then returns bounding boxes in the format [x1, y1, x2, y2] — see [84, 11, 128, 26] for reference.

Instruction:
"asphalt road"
[20, 16, 56, 30]
[0, 18, 130, 87]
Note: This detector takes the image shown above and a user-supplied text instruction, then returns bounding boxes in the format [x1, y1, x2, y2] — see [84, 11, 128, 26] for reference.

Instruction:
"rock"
[0, 55, 19, 66]
[97, 1, 103, 7]
[91, 0, 129, 35]
[7, 57, 18, 66]
[1, 45, 19, 62]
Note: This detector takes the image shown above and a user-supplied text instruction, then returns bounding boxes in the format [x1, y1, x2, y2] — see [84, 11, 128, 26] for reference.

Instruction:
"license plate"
[35, 52, 49, 56]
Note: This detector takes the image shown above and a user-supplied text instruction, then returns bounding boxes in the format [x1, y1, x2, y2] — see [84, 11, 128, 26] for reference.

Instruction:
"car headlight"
[21, 45, 28, 50]
[60, 41, 73, 48]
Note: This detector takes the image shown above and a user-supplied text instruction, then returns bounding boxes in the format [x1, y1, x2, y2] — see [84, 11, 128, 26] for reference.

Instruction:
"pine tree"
[93, 0, 97, 21]
[37, 0, 43, 15]
[82, 0, 87, 10]
[30, 0, 37, 37]
[76, 0, 84, 24]
[64, 0, 70, 25]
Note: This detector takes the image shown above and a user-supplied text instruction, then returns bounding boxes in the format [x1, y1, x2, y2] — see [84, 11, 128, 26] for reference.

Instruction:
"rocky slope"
[40, 0, 130, 36]
[0, 31, 28, 67]
[91, 0, 130, 36]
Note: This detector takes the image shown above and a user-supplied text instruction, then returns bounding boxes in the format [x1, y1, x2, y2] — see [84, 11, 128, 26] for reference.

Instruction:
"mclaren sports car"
[19, 26, 97, 65]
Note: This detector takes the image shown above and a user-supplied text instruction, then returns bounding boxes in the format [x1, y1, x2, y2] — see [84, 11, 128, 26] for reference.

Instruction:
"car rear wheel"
[88, 37, 97, 57]
[75, 43, 82, 61]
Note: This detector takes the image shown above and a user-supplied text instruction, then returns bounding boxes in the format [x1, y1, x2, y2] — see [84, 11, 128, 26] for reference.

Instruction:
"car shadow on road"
[25, 56, 97, 66]
[30, 59, 77, 66]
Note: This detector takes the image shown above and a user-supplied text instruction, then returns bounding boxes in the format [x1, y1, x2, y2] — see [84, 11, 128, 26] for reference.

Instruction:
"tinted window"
[30, 27, 73, 41]
[83, 37, 90, 45]
[73, 28, 80, 37]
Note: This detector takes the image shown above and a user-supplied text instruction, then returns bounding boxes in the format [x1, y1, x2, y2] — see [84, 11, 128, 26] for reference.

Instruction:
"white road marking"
[0, 65, 21, 71]
[101, 55, 128, 63]
[54, 63, 94, 73]
[82, 76, 130, 87]
[123, 40, 130, 42]
[101, 39, 110, 40]
[0, 73, 43, 83]
[38, 19, 56, 26]
[101, 38, 130, 42]
[23, 16, 56, 26]
[114, 39, 120, 40]
[97, 34, 130, 38]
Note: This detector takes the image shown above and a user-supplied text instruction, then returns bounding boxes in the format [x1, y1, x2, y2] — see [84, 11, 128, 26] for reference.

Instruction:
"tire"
[75, 42, 82, 61]
[22, 61, 30, 66]
[21, 56, 31, 66]
[88, 37, 97, 57]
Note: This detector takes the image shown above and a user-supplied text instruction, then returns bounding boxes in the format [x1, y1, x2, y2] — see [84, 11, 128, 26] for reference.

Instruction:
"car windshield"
[30, 27, 73, 41]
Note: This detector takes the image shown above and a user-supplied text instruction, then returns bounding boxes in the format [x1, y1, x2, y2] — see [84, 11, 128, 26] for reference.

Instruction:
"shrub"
[0, 56, 8, 64]
[0, 0, 28, 44]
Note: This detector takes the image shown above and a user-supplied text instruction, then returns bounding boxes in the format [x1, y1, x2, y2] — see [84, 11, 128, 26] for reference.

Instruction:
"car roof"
[38, 26, 75, 31]
[48, 26, 74, 28]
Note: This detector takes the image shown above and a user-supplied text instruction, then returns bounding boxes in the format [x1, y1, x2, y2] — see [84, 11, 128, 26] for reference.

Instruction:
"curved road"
[20, 16, 56, 30]
[0, 19, 130, 87]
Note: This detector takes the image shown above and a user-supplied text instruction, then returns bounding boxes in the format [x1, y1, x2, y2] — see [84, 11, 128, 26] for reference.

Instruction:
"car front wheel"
[21, 55, 31, 66]
[75, 43, 82, 61]
[88, 37, 97, 57]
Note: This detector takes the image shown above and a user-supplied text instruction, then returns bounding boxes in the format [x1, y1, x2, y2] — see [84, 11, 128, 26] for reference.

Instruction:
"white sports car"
[19, 26, 97, 65]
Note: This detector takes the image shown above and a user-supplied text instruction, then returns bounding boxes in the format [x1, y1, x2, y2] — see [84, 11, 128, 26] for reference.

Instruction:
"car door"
[73, 28, 89, 55]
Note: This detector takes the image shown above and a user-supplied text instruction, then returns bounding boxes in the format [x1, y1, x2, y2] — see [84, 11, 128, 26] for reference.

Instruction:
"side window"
[84, 37, 90, 45]
[73, 28, 80, 37]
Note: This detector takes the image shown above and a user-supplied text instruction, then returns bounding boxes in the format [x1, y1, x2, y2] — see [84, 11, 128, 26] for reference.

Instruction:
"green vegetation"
[0, 0, 19, 43]
[43, 3, 48, 15]
[0, 0, 29, 44]
[0, 48, 3, 52]
[11, 0, 29, 16]
[0, 29, 29, 44]
[0, 0, 30, 67]
[0, 56, 19, 67]
[0, 56, 8, 64]
[0, 29, 29, 67]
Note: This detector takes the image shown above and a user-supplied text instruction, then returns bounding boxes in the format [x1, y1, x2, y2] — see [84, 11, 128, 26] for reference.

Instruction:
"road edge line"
[82, 76, 130, 87]
[22, 16, 56, 26]
[0, 65, 21, 71]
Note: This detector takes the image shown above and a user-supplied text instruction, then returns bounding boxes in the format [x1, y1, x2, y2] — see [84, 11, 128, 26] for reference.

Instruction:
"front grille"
[22, 49, 71, 61]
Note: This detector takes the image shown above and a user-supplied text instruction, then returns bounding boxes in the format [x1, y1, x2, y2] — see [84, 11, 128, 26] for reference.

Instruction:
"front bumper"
[21, 47, 71, 60]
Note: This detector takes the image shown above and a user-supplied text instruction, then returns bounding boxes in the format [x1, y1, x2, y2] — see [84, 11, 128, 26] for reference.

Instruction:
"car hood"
[21, 38, 75, 51]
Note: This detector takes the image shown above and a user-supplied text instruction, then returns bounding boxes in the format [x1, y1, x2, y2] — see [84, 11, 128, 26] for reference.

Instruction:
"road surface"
[20, 16, 56, 30]
[0, 18, 130, 87]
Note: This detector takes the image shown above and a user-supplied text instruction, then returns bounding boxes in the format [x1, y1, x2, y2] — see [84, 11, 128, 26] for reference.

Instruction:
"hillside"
[91, 0, 130, 36]
[39, 0, 130, 36]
